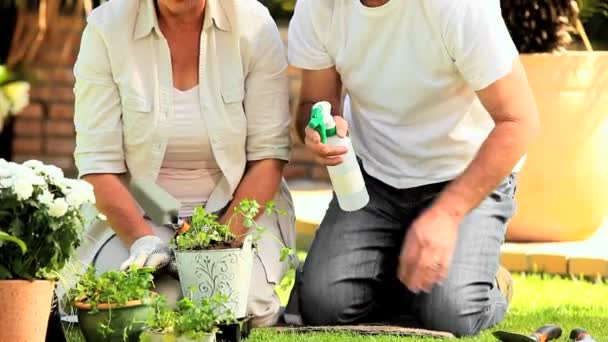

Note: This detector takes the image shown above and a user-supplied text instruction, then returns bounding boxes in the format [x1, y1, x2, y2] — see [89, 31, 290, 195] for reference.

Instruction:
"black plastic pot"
[216, 316, 252, 342]
[0, 117, 15, 161]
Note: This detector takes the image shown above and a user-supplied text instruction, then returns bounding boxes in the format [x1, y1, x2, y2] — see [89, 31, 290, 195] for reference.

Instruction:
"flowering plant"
[0, 159, 95, 280]
[0, 65, 30, 132]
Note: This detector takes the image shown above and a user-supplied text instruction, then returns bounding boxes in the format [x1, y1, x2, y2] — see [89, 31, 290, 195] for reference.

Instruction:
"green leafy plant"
[173, 199, 294, 265]
[69, 266, 155, 313]
[70, 266, 156, 337]
[142, 291, 235, 341]
[0, 231, 26, 254]
[577, 0, 608, 22]
[0, 65, 30, 130]
[174, 294, 234, 340]
[143, 295, 177, 335]
[0, 159, 95, 280]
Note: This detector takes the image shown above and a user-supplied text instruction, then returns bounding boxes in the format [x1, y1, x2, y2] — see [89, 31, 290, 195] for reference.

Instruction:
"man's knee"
[299, 273, 372, 325]
[417, 284, 507, 337]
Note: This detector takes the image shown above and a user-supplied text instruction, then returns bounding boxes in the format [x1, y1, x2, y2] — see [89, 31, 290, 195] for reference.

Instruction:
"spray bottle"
[308, 101, 369, 211]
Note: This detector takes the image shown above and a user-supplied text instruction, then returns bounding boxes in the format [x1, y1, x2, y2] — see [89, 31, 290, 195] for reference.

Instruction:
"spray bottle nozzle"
[309, 102, 337, 144]
[309, 105, 328, 144]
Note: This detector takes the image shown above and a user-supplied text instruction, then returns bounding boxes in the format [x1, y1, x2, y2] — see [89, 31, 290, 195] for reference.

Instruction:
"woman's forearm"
[221, 159, 285, 236]
[83, 174, 154, 246]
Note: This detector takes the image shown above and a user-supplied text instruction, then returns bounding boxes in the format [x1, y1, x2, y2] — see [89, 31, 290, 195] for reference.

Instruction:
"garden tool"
[570, 328, 596, 342]
[129, 178, 190, 232]
[493, 325, 562, 342]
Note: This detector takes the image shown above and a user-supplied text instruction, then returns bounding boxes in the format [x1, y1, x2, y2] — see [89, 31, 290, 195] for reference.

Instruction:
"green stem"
[0, 231, 27, 254]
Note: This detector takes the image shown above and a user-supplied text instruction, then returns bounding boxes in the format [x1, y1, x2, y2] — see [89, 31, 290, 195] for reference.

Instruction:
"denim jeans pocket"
[493, 173, 517, 200]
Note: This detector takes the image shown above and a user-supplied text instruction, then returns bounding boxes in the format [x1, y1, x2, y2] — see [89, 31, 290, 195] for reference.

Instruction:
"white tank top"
[156, 86, 223, 217]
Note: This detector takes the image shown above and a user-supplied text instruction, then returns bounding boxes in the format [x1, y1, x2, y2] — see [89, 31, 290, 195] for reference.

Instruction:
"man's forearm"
[84, 174, 153, 246]
[296, 101, 316, 142]
[433, 119, 538, 220]
[221, 159, 285, 235]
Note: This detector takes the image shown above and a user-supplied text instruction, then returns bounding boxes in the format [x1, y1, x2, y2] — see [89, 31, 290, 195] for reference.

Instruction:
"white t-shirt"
[288, 0, 521, 189]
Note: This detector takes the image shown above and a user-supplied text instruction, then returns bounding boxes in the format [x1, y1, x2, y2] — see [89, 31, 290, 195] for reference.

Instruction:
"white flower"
[41, 164, 64, 180]
[66, 190, 86, 208]
[0, 166, 9, 178]
[23, 160, 44, 170]
[7, 162, 25, 174]
[3, 81, 30, 115]
[0, 178, 13, 188]
[23, 174, 45, 186]
[64, 179, 95, 205]
[13, 179, 34, 201]
[37, 190, 54, 206]
[48, 198, 68, 218]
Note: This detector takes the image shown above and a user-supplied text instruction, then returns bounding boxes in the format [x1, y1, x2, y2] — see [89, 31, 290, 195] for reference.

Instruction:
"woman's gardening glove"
[120, 235, 172, 271]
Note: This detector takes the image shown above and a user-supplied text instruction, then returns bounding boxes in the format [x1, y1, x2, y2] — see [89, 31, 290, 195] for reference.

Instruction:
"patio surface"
[288, 180, 608, 278]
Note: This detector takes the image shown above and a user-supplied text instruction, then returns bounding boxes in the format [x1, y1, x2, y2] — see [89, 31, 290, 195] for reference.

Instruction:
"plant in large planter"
[172, 199, 294, 319]
[140, 292, 234, 342]
[0, 158, 94, 342]
[70, 265, 157, 342]
[0, 65, 29, 132]
[0, 65, 29, 160]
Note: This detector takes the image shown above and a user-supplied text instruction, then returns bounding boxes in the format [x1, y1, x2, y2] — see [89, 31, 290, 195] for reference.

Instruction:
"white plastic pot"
[140, 330, 216, 342]
[174, 235, 253, 319]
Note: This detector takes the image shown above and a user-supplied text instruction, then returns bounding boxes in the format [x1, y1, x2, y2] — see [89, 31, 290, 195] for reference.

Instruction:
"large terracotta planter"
[0, 280, 55, 342]
[174, 235, 253, 319]
[507, 52, 608, 242]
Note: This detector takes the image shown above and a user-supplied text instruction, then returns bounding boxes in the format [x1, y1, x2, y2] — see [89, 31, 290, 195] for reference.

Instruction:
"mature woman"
[72, 0, 294, 327]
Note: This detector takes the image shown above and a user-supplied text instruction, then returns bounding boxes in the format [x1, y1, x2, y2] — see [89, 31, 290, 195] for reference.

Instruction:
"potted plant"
[0, 159, 94, 342]
[70, 265, 157, 342]
[140, 292, 234, 342]
[172, 199, 293, 319]
[0, 65, 30, 160]
[499, 1, 608, 242]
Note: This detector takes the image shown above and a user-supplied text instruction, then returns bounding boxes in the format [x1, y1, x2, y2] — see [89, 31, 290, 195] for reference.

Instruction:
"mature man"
[284, 0, 539, 336]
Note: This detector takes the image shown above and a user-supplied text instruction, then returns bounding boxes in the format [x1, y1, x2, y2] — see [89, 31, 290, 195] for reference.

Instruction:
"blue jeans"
[286, 169, 517, 336]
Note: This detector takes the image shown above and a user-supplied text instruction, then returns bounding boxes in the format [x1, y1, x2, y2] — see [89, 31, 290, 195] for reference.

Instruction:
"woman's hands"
[120, 235, 172, 271]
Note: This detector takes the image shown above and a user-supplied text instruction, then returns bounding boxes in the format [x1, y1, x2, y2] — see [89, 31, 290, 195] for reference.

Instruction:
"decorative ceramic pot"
[75, 298, 154, 342]
[174, 235, 254, 319]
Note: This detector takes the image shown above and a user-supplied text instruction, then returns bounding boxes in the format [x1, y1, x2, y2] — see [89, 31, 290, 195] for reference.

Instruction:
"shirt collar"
[133, 0, 231, 41]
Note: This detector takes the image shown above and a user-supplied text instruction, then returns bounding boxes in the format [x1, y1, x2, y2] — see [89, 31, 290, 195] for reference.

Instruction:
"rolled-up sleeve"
[73, 23, 126, 178]
[243, 13, 292, 162]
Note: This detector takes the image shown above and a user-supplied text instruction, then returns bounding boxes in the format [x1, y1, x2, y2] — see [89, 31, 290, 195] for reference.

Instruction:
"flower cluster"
[0, 159, 95, 216]
[0, 65, 30, 130]
[0, 159, 95, 280]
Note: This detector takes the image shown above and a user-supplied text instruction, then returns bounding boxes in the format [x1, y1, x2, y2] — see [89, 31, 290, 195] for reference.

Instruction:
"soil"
[272, 325, 455, 339]
[191, 241, 243, 251]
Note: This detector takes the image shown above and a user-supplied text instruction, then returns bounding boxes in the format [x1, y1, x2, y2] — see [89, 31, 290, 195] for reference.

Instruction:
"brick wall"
[11, 14, 82, 177]
[10, 19, 325, 181]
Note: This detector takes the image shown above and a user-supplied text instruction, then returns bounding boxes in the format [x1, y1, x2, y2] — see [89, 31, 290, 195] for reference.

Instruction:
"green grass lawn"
[66, 272, 608, 341]
[252, 273, 608, 341]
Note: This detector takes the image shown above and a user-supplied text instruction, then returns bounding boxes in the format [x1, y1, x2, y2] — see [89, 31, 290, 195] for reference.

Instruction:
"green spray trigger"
[308, 102, 337, 144]
[309, 105, 328, 144]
